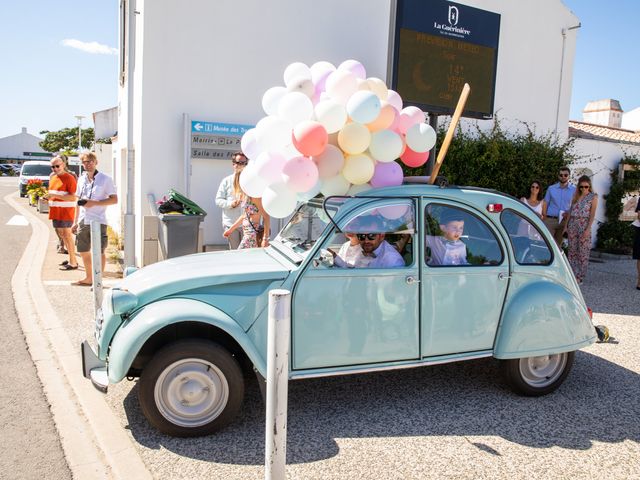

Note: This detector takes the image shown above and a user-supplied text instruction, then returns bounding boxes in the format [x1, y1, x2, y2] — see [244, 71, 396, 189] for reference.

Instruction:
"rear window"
[500, 210, 553, 265]
[21, 164, 51, 176]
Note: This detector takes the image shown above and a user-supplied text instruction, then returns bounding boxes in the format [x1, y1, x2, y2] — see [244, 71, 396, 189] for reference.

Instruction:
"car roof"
[21, 160, 51, 166]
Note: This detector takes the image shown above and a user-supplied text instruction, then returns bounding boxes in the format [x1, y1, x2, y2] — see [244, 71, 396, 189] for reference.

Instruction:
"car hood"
[119, 248, 292, 305]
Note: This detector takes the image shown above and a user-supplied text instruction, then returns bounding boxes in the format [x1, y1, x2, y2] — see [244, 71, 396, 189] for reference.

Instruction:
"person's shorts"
[52, 220, 73, 229]
[76, 220, 108, 253]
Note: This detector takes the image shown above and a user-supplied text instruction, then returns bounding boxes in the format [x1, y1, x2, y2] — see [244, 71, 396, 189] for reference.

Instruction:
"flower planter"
[37, 198, 49, 213]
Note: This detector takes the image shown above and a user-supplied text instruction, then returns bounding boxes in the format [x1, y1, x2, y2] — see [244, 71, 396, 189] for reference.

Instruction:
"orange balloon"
[367, 102, 396, 132]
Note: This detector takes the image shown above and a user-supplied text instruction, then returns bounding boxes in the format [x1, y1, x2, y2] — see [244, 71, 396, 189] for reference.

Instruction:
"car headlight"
[111, 289, 138, 315]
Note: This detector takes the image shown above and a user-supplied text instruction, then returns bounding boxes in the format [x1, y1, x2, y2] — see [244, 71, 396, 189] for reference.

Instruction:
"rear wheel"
[502, 351, 574, 396]
[138, 339, 244, 437]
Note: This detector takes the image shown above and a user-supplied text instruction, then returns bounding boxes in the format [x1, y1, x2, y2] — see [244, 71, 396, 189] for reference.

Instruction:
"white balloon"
[240, 128, 260, 160]
[255, 116, 292, 152]
[255, 151, 287, 185]
[367, 77, 389, 101]
[386, 89, 403, 111]
[325, 70, 358, 105]
[284, 62, 311, 86]
[356, 78, 371, 91]
[287, 76, 315, 98]
[310, 61, 336, 91]
[278, 91, 314, 125]
[239, 164, 268, 198]
[312, 144, 344, 179]
[342, 154, 375, 185]
[338, 59, 366, 80]
[320, 174, 351, 197]
[261, 86, 287, 116]
[314, 99, 347, 134]
[297, 180, 322, 201]
[262, 182, 298, 218]
[405, 123, 437, 153]
[369, 129, 404, 162]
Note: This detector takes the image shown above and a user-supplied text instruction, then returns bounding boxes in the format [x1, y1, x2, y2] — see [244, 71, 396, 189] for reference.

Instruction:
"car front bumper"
[81, 340, 108, 393]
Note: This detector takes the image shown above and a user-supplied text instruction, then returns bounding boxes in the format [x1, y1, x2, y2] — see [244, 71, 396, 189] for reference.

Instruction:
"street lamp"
[74, 115, 85, 152]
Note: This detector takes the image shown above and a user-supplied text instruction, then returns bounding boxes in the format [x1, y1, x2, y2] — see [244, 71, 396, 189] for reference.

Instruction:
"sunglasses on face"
[357, 233, 377, 241]
[559, 173, 569, 178]
[51, 164, 62, 169]
[232, 160, 247, 166]
[531, 185, 539, 189]
[579, 185, 589, 190]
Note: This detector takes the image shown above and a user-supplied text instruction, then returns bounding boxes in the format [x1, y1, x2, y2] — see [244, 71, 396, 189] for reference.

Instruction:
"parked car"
[19, 160, 51, 197]
[82, 183, 597, 437]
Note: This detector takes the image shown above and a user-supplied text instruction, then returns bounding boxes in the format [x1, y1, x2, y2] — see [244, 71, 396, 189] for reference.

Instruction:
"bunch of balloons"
[239, 59, 437, 218]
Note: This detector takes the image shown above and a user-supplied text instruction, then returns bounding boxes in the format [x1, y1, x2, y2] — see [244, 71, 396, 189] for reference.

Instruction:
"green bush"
[402, 119, 578, 198]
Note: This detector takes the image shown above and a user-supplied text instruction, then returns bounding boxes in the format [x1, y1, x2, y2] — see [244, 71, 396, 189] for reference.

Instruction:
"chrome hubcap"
[154, 358, 228, 427]
[519, 353, 567, 388]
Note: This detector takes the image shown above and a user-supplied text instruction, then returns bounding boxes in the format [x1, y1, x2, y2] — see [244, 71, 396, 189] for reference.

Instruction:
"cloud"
[61, 38, 118, 55]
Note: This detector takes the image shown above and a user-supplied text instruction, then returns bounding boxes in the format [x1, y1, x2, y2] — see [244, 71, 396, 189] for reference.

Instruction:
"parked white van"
[19, 160, 52, 197]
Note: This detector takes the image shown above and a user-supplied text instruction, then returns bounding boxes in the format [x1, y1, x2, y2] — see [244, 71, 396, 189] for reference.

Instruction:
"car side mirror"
[313, 249, 335, 268]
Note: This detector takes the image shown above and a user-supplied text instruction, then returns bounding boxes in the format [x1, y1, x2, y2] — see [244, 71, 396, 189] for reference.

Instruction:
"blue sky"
[0, 1, 638, 140]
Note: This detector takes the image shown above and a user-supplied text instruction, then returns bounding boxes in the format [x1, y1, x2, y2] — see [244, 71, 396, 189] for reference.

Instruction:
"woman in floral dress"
[223, 194, 270, 249]
[565, 175, 598, 284]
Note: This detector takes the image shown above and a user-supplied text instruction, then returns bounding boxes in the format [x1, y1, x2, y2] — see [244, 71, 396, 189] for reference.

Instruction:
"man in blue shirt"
[542, 166, 576, 247]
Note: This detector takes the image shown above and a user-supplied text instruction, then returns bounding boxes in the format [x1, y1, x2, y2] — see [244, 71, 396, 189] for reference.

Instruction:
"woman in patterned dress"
[565, 175, 598, 284]
[223, 193, 270, 249]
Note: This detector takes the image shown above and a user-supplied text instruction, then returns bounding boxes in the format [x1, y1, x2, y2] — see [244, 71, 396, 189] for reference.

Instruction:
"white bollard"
[265, 289, 291, 480]
[90, 221, 103, 315]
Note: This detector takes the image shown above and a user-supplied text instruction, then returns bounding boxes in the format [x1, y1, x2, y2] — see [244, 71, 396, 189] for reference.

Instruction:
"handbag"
[246, 211, 265, 245]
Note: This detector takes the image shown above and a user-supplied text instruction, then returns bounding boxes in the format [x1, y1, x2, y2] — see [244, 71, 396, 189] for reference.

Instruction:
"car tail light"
[486, 203, 503, 213]
[587, 307, 593, 319]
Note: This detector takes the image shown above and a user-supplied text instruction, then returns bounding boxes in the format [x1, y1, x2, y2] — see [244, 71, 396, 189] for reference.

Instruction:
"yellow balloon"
[342, 153, 375, 185]
[337, 122, 371, 155]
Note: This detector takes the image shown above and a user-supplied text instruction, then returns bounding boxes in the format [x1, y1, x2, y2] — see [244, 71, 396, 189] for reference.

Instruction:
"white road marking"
[7, 215, 29, 226]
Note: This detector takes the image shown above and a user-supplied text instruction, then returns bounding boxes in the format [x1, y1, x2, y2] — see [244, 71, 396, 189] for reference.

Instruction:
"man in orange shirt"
[46, 155, 79, 270]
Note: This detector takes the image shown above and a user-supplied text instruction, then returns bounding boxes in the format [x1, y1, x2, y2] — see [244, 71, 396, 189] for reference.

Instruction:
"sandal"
[59, 260, 69, 266]
[59, 264, 78, 271]
[72, 280, 92, 286]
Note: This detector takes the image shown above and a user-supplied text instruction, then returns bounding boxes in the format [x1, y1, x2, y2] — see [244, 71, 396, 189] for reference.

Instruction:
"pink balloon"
[312, 144, 344, 179]
[338, 59, 367, 80]
[397, 106, 425, 134]
[292, 120, 328, 157]
[282, 156, 320, 192]
[386, 89, 403, 112]
[400, 146, 430, 168]
[370, 161, 403, 188]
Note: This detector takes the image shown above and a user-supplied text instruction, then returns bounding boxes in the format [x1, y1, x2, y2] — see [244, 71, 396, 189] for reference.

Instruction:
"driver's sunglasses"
[357, 233, 377, 241]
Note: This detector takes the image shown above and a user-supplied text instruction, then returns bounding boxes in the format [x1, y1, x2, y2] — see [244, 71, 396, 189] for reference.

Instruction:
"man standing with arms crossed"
[542, 166, 576, 247]
[71, 152, 118, 286]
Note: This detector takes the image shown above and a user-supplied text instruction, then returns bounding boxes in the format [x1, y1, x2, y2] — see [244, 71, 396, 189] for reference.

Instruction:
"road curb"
[7, 192, 152, 480]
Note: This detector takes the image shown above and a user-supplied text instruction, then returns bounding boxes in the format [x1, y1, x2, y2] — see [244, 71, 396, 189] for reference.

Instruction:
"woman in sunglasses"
[565, 175, 598, 284]
[520, 180, 545, 219]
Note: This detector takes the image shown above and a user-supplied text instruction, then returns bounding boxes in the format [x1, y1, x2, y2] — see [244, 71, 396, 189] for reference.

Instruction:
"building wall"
[0, 128, 49, 162]
[572, 138, 640, 243]
[120, 0, 579, 265]
[622, 107, 640, 131]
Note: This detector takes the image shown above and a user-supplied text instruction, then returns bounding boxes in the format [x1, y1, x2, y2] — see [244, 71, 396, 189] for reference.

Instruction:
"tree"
[39, 127, 96, 154]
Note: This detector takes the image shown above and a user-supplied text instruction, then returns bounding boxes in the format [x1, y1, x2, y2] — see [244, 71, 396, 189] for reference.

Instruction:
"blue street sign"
[191, 121, 253, 135]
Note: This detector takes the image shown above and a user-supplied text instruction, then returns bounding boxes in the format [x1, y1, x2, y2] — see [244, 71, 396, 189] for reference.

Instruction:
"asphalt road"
[47, 210, 639, 478]
[0, 177, 71, 480]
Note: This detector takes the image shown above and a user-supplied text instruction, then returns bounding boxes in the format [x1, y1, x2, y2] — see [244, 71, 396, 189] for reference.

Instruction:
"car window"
[21, 165, 51, 176]
[501, 210, 553, 265]
[328, 201, 415, 268]
[425, 204, 503, 267]
[274, 202, 331, 256]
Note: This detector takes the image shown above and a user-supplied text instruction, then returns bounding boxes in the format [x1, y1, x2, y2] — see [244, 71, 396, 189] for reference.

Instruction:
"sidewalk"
[7, 192, 152, 480]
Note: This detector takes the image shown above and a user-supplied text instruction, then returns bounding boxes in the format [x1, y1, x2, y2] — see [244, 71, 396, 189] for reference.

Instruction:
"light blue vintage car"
[82, 183, 596, 437]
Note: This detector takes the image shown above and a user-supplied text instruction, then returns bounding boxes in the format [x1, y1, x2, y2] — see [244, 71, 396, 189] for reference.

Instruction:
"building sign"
[392, 0, 501, 119]
[23, 152, 52, 157]
[190, 120, 253, 160]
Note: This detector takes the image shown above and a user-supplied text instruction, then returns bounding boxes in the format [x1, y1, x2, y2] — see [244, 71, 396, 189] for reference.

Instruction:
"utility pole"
[74, 115, 85, 151]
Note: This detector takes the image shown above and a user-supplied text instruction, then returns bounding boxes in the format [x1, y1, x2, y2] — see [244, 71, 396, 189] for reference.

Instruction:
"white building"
[117, 0, 580, 266]
[622, 107, 640, 131]
[0, 127, 50, 163]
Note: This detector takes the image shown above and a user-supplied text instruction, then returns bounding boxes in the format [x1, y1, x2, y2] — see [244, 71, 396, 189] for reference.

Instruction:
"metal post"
[265, 289, 291, 480]
[75, 115, 85, 152]
[90, 221, 103, 314]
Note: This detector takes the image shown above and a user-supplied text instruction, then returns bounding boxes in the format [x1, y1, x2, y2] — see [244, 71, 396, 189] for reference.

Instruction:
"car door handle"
[406, 276, 420, 285]
[498, 273, 512, 280]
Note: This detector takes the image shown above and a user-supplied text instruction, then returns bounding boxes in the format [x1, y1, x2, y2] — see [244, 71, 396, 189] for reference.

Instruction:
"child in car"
[426, 210, 468, 266]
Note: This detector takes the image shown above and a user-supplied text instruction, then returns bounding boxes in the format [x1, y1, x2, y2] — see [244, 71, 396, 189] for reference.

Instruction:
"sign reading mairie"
[190, 121, 253, 160]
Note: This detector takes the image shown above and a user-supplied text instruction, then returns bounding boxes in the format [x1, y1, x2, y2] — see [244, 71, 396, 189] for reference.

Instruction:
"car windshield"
[274, 202, 333, 255]
[21, 165, 51, 176]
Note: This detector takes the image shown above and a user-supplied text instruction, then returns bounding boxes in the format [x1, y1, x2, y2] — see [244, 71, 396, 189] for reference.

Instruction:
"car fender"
[494, 281, 596, 359]
[107, 298, 264, 384]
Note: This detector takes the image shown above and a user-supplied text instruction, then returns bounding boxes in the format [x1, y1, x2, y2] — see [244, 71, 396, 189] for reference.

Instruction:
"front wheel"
[501, 351, 575, 396]
[138, 339, 244, 437]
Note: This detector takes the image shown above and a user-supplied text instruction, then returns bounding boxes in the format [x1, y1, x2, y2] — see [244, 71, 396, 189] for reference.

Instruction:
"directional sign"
[190, 120, 253, 160]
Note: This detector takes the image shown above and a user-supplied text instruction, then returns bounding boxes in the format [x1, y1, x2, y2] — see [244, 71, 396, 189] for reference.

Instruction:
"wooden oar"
[429, 83, 471, 184]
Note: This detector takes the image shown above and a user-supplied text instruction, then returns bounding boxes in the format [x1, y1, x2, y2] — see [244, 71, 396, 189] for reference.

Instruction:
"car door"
[421, 200, 510, 357]
[291, 199, 420, 370]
